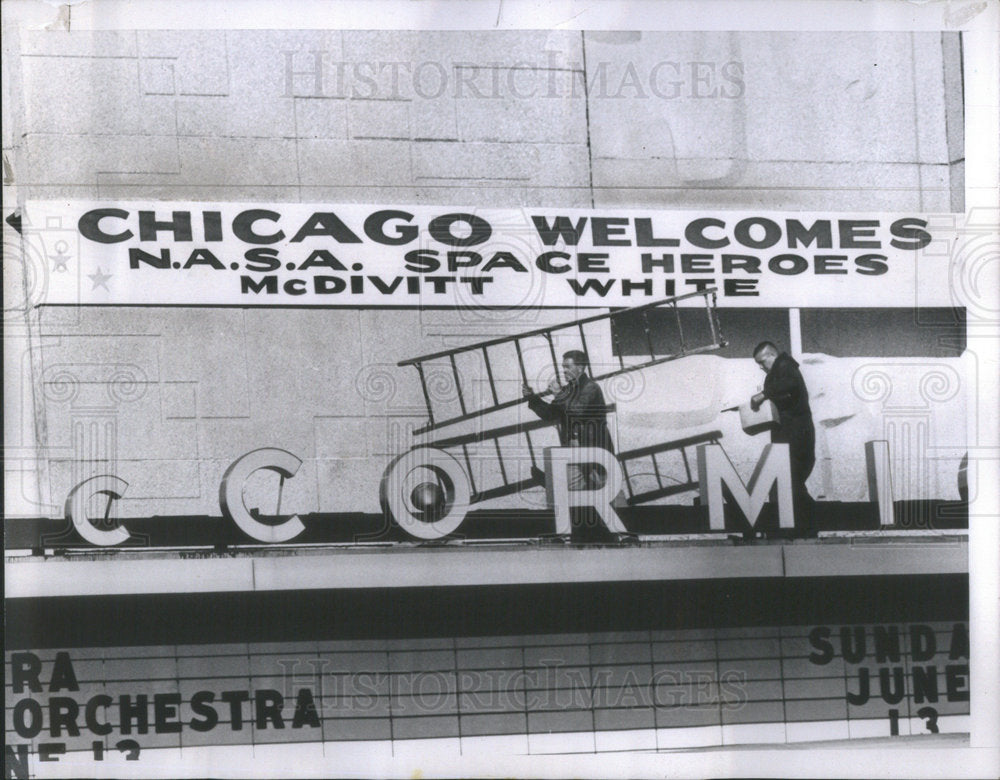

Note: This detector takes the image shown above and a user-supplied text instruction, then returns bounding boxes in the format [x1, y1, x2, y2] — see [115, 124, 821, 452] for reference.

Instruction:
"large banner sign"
[22, 202, 957, 307]
[7, 201, 973, 549]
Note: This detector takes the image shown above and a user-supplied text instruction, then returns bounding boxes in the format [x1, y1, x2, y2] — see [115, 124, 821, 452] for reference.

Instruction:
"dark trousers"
[775, 421, 816, 533]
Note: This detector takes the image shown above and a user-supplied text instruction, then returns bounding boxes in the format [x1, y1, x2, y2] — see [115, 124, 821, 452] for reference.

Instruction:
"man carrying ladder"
[522, 349, 614, 490]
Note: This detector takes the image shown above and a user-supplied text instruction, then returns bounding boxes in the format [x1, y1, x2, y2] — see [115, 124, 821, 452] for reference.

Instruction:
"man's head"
[752, 341, 780, 373]
[562, 350, 589, 381]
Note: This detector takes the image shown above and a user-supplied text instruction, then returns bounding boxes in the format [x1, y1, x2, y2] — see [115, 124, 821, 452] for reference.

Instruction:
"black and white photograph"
[3, 1, 998, 777]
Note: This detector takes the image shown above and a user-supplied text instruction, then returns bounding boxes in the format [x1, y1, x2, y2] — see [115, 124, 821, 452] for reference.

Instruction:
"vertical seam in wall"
[453, 637, 463, 755]
[910, 32, 925, 211]
[293, 96, 303, 202]
[580, 31, 595, 209]
[5, 20, 54, 512]
[942, 31, 966, 213]
[940, 31, 953, 179]
[788, 307, 802, 359]
[778, 626, 788, 744]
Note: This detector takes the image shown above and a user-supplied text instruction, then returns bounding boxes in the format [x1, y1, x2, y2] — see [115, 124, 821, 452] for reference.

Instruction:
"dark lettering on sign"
[289, 213, 363, 244]
[221, 691, 251, 730]
[912, 666, 939, 703]
[5, 745, 29, 779]
[190, 691, 219, 732]
[37, 744, 65, 763]
[292, 689, 321, 729]
[78, 208, 132, 243]
[117, 740, 141, 761]
[255, 690, 284, 729]
[840, 626, 867, 663]
[945, 664, 970, 701]
[77, 210, 934, 252]
[873, 625, 902, 663]
[809, 623, 971, 716]
[10, 653, 42, 693]
[49, 652, 79, 692]
[887, 708, 900, 736]
[949, 623, 969, 659]
[12, 700, 42, 739]
[879, 668, 905, 705]
[917, 706, 940, 734]
[154, 693, 182, 734]
[889, 217, 932, 250]
[891, 705, 941, 735]
[6, 651, 324, 745]
[807, 626, 834, 664]
[910, 624, 936, 661]
[48, 698, 81, 737]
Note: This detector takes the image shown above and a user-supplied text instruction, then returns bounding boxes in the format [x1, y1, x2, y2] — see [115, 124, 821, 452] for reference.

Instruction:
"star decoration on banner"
[88, 267, 112, 290]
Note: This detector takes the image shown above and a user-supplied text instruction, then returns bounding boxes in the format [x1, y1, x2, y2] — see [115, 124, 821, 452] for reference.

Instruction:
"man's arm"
[523, 383, 562, 421]
[760, 362, 801, 409]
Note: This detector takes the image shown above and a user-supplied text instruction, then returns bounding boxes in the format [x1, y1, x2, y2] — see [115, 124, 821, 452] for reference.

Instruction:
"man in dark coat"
[751, 341, 816, 534]
[522, 349, 613, 489]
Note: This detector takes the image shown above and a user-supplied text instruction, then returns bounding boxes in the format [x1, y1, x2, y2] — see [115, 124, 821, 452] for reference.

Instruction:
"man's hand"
[522, 382, 533, 397]
[750, 392, 766, 412]
[547, 378, 563, 395]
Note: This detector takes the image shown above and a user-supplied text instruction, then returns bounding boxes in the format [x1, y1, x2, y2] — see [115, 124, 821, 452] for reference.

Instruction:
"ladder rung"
[611, 325, 625, 370]
[514, 338, 528, 386]
[460, 444, 477, 496]
[525, 429, 536, 467]
[642, 310, 655, 360]
[544, 332, 561, 385]
[402, 289, 724, 434]
[673, 302, 685, 354]
[493, 438, 508, 484]
[577, 323, 590, 367]
[413, 362, 435, 426]
[651, 454, 663, 489]
[707, 291, 721, 346]
[482, 346, 499, 406]
[448, 354, 467, 415]
[620, 459, 633, 499]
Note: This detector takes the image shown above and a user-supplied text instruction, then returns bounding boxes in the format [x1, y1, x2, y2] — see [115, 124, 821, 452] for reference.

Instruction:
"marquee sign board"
[4, 621, 970, 778]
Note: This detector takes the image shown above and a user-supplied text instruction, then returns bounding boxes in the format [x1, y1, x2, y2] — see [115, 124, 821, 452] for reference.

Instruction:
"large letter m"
[696, 444, 794, 531]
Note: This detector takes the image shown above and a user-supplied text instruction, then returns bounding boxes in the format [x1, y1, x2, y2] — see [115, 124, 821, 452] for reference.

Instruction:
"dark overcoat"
[527, 374, 614, 452]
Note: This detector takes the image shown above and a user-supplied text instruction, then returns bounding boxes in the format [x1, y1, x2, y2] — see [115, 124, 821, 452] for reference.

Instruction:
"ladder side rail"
[413, 362, 436, 426]
[524, 429, 537, 469]
[482, 346, 500, 406]
[412, 342, 725, 434]
[588, 343, 724, 384]
[616, 429, 724, 462]
[460, 443, 477, 497]
[577, 323, 592, 369]
[641, 310, 656, 361]
[706, 290, 724, 347]
[543, 332, 561, 385]
[423, 406, 619, 449]
[620, 459, 634, 500]
[650, 453, 664, 489]
[397, 288, 718, 366]
[513, 338, 529, 387]
[673, 301, 686, 354]
[493, 438, 509, 484]
[626, 481, 701, 506]
[448, 354, 468, 416]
